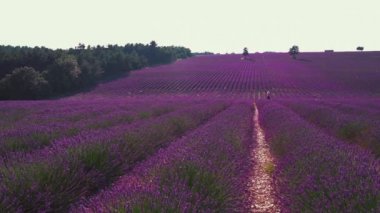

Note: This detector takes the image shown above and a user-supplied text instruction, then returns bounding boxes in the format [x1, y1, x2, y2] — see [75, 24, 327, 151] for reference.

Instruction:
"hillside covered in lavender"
[1, 51, 379, 212]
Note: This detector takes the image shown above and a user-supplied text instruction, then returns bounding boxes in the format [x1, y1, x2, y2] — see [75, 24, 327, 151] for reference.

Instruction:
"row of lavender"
[73, 102, 253, 212]
[1, 101, 211, 167]
[257, 101, 379, 212]
[0, 98, 228, 212]
[281, 98, 380, 157]
[0, 98, 191, 158]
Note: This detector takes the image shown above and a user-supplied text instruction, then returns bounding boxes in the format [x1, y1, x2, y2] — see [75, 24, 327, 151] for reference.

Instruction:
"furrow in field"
[248, 103, 280, 212]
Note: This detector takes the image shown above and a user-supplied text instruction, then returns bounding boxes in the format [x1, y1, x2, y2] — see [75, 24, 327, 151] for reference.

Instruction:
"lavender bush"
[0, 99, 227, 211]
[281, 98, 380, 156]
[258, 100, 380, 212]
[73, 102, 253, 212]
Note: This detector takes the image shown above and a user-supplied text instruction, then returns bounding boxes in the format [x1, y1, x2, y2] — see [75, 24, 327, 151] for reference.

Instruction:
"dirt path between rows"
[248, 103, 280, 212]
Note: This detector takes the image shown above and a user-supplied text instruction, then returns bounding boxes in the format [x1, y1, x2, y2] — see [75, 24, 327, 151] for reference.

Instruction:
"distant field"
[86, 52, 380, 98]
[1, 52, 379, 212]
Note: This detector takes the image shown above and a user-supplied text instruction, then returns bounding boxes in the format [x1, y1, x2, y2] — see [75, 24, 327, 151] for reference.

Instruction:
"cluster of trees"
[241, 46, 300, 60]
[289, 45, 365, 59]
[0, 41, 191, 99]
[289, 45, 365, 58]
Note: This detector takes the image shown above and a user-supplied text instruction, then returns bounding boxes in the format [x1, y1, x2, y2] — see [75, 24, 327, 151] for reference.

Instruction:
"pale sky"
[1, 0, 379, 53]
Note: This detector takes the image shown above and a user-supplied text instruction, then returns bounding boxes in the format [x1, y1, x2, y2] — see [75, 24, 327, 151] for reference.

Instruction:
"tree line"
[0, 41, 192, 100]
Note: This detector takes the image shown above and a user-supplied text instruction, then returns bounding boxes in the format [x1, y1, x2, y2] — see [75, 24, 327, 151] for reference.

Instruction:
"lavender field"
[1, 52, 380, 212]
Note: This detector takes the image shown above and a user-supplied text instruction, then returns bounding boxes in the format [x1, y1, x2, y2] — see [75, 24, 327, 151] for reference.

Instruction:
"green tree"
[150, 40, 157, 49]
[243, 47, 249, 57]
[289, 45, 299, 59]
[0, 66, 49, 99]
[356, 46, 364, 51]
[45, 54, 81, 94]
[77, 59, 103, 86]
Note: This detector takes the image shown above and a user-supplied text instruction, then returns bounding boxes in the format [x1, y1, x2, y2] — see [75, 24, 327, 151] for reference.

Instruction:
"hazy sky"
[1, 0, 379, 53]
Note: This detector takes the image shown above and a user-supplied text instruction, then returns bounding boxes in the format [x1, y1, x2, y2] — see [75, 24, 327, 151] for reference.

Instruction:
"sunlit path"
[249, 103, 280, 212]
